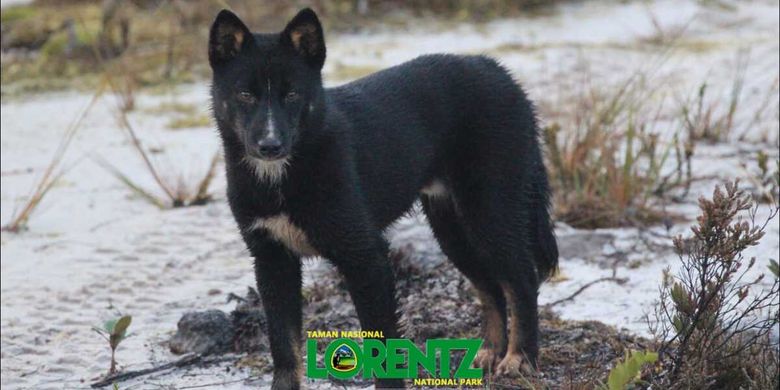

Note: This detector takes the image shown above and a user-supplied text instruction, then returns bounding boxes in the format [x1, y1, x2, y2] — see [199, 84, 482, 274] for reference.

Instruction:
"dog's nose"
[257, 138, 283, 158]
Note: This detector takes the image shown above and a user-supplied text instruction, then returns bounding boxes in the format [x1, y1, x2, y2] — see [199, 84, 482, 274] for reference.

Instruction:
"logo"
[331, 343, 358, 371]
[306, 331, 484, 387]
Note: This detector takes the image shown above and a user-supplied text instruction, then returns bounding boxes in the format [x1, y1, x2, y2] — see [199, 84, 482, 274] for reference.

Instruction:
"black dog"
[208, 8, 557, 389]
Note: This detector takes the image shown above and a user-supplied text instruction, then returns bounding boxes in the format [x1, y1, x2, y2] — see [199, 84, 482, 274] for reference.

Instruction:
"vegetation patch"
[541, 70, 691, 229]
[1, 1, 572, 97]
[166, 114, 212, 130]
[649, 181, 779, 389]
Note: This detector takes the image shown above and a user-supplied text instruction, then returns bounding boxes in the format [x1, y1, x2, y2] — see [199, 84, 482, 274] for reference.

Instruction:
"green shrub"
[605, 350, 658, 390]
[652, 181, 780, 389]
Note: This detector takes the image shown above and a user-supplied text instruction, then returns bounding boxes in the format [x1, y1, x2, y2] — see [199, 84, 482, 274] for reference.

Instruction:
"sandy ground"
[1, 0, 778, 389]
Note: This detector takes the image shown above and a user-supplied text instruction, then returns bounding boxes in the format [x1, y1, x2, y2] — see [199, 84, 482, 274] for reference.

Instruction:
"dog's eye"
[236, 92, 256, 104]
[284, 91, 299, 103]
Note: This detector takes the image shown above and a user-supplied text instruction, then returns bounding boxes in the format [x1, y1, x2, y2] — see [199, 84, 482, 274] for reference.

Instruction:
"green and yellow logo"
[331, 343, 358, 371]
[306, 332, 484, 387]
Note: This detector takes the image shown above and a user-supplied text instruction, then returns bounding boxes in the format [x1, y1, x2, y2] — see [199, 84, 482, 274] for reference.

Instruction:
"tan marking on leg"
[478, 290, 506, 351]
[501, 283, 520, 354]
[495, 283, 533, 377]
[473, 289, 506, 371]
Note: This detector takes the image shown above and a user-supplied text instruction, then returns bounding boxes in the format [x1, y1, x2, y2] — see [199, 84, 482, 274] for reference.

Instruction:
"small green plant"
[681, 52, 747, 144]
[92, 315, 132, 376]
[604, 350, 658, 390]
[746, 151, 780, 204]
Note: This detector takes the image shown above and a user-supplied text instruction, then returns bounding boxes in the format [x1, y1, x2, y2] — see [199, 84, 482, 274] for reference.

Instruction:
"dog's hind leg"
[449, 182, 541, 377]
[421, 195, 508, 372]
[495, 267, 539, 376]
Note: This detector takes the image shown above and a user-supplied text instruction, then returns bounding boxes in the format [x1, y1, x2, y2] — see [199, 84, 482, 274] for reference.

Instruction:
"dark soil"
[170, 244, 652, 388]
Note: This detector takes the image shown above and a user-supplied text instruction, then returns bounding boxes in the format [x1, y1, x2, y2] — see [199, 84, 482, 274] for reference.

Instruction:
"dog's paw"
[495, 352, 533, 378]
[474, 348, 501, 372]
[271, 368, 301, 390]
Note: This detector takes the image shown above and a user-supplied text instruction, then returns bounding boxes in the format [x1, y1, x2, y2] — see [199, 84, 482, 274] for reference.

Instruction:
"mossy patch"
[1, 1, 570, 97]
[1, 5, 38, 24]
[40, 23, 100, 59]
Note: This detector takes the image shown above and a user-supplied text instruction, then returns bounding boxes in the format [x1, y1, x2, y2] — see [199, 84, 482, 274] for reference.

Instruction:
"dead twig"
[545, 277, 628, 307]
[90, 354, 235, 388]
[3, 80, 107, 232]
[109, 88, 177, 202]
[177, 376, 264, 389]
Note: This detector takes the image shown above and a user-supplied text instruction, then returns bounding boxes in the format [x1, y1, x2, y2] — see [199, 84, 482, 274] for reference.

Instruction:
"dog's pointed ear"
[281, 8, 326, 69]
[208, 10, 253, 68]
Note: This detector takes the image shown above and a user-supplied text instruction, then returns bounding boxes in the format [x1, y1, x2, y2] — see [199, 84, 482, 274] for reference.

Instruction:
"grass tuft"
[101, 94, 221, 209]
[542, 70, 689, 229]
[2, 80, 107, 232]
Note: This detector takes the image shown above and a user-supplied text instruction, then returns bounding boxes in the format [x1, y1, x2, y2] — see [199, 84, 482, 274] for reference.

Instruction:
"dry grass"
[66, 41, 220, 210]
[680, 52, 748, 144]
[541, 47, 775, 229]
[97, 148, 221, 209]
[2, 79, 107, 232]
[166, 113, 212, 130]
[742, 151, 780, 204]
[542, 66, 691, 229]
[680, 51, 779, 145]
[102, 107, 221, 209]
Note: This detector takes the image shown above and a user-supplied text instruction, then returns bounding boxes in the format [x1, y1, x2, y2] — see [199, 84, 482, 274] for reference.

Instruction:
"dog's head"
[209, 9, 325, 162]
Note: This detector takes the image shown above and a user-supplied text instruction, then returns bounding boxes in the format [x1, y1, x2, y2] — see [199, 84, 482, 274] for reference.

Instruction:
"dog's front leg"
[247, 234, 303, 390]
[326, 238, 405, 389]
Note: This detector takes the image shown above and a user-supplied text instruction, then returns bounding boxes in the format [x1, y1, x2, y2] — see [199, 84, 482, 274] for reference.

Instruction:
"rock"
[557, 231, 614, 261]
[169, 310, 233, 355]
[169, 288, 269, 356]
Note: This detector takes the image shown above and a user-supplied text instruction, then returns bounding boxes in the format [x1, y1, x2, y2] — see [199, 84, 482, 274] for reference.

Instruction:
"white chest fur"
[243, 157, 290, 183]
[249, 214, 319, 257]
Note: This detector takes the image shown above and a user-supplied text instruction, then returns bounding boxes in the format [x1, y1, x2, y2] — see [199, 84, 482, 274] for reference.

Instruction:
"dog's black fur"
[209, 8, 558, 389]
